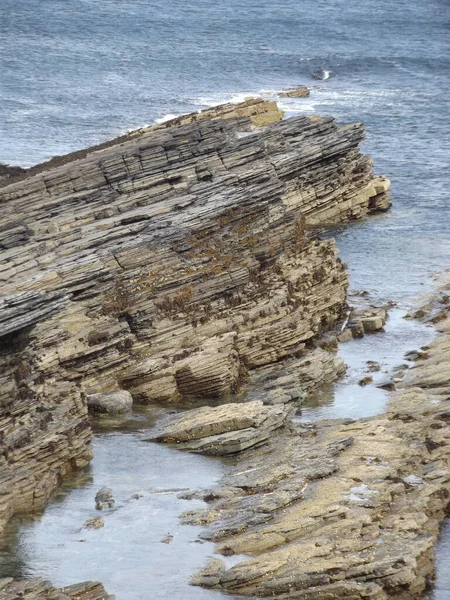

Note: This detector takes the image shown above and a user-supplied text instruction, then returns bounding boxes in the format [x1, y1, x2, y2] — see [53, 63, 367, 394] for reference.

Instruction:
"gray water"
[299, 308, 434, 422]
[1, 0, 450, 597]
[0, 411, 245, 600]
[431, 520, 450, 600]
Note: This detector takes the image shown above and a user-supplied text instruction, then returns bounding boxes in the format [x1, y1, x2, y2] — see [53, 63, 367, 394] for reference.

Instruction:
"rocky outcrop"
[0, 98, 284, 185]
[345, 305, 389, 338]
[0, 578, 114, 600]
[278, 87, 310, 98]
[148, 400, 295, 455]
[146, 96, 285, 130]
[247, 348, 346, 405]
[0, 321, 93, 537]
[188, 285, 450, 600]
[0, 98, 389, 536]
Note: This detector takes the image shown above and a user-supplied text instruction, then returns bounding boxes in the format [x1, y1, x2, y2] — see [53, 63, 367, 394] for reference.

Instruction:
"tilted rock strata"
[247, 348, 346, 405]
[278, 87, 311, 98]
[0, 98, 283, 185]
[0, 317, 93, 537]
[190, 307, 450, 599]
[142, 96, 285, 130]
[0, 99, 389, 535]
[0, 578, 114, 600]
[148, 400, 295, 455]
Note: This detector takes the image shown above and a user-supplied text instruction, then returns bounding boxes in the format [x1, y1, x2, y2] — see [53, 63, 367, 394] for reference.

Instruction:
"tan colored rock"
[174, 336, 240, 398]
[84, 517, 104, 529]
[0, 579, 114, 600]
[0, 98, 389, 535]
[279, 86, 310, 98]
[148, 400, 295, 455]
[190, 307, 450, 600]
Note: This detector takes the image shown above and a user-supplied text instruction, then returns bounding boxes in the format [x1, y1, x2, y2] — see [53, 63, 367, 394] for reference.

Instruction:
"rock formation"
[0, 164, 26, 184]
[0, 98, 390, 536]
[0, 578, 114, 600]
[188, 283, 450, 600]
[87, 390, 133, 414]
[148, 400, 295, 455]
[278, 87, 311, 98]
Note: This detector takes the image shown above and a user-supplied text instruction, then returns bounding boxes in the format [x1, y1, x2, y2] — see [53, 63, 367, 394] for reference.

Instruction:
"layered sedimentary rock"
[278, 86, 310, 98]
[0, 578, 114, 600]
[149, 400, 295, 455]
[1, 98, 283, 184]
[190, 289, 450, 600]
[0, 98, 389, 535]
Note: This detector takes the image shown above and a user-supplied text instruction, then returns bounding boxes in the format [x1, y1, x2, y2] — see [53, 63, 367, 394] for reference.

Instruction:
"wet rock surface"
[278, 87, 311, 98]
[94, 488, 115, 510]
[247, 348, 346, 404]
[346, 305, 389, 338]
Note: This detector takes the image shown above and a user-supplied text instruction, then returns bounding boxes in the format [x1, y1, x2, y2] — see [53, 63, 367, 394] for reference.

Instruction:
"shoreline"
[2, 96, 448, 599]
[185, 275, 450, 599]
[1, 270, 448, 600]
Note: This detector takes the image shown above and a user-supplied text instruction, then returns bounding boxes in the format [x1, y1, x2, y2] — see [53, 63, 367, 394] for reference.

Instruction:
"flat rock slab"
[278, 86, 310, 98]
[147, 400, 295, 455]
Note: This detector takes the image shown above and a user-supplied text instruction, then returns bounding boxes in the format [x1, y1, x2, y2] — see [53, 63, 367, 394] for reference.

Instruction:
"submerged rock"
[95, 487, 115, 510]
[84, 517, 104, 529]
[278, 86, 310, 98]
[160, 534, 174, 544]
[366, 360, 381, 372]
[148, 400, 295, 455]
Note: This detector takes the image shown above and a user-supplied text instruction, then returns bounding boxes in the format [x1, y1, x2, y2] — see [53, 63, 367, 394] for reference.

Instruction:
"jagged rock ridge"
[0, 99, 390, 535]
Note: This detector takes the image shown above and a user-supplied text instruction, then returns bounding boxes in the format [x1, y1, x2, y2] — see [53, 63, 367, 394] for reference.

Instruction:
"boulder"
[84, 517, 104, 529]
[347, 305, 388, 337]
[87, 390, 133, 414]
[95, 487, 115, 510]
[356, 306, 388, 333]
[147, 400, 295, 455]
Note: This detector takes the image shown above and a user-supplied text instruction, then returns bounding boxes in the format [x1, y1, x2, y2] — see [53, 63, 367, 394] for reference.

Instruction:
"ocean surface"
[1, 0, 450, 598]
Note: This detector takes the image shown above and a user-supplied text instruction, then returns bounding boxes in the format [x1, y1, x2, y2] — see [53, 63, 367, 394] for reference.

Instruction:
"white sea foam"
[154, 113, 179, 124]
[277, 103, 316, 113]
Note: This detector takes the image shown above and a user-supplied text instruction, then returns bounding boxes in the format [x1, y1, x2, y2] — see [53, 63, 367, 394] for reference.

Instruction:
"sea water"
[1, 0, 449, 598]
